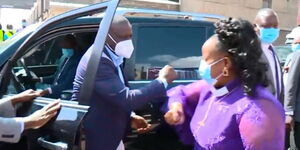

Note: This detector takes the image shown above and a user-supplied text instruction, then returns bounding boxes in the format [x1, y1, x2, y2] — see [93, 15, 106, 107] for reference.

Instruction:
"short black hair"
[214, 17, 269, 97]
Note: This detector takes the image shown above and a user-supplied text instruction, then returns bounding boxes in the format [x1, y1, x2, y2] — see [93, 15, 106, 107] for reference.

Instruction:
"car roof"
[0, 7, 219, 66]
[25, 7, 221, 33]
[47, 8, 219, 34]
[115, 7, 225, 21]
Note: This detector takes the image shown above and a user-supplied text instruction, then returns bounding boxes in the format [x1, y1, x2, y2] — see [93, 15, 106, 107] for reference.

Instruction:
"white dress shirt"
[105, 46, 126, 84]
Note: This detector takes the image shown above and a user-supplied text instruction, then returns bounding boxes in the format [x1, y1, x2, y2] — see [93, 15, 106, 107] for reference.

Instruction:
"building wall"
[180, 0, 298, 30]
[52, 0, 94, 4]
[36, 0, 298, 30]
[0, 0, 35, 9]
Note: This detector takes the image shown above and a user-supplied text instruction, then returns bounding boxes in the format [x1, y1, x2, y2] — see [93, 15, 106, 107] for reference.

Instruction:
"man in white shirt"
[254, 8, 283, 102]
[0, 89, 60, 143]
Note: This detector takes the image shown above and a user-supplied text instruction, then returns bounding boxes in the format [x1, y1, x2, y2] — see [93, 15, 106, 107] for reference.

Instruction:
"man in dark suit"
[71, 16, 177, 150]
[254, 8, 288, 149]
[34, 35, 83, 99]
[284, 36, 300, 150]
[254, 8, 283, 102]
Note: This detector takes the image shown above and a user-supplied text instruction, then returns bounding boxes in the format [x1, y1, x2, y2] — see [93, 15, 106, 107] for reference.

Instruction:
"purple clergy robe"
[166, 79, 285, 150]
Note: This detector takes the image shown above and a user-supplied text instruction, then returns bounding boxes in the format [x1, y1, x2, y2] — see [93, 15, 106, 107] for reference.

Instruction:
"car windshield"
[0, 23, 40, 54]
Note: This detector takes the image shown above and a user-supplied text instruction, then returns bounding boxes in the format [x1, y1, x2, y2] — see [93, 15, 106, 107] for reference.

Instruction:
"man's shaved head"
[254, 8, 279, 28]
[256, 8, 277, 18]
[107, 15, 132, 50]
[110, 15, 131, 34]
[111, 15, 130, 26]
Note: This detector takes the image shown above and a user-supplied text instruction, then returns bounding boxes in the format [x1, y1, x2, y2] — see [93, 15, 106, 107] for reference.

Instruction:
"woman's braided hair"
[214, 17, 269, 97]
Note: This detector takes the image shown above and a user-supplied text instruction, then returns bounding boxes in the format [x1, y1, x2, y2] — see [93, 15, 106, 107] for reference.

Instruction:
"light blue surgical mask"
[21, 22, 27, 28]
[259, 27, 280, 44]
[292, 44, 300, 52]
[198, 58, 224, 85]
[62, 48, 74, 57]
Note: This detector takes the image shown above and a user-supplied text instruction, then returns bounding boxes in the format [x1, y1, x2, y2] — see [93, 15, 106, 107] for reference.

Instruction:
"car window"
[24, 38, 62, 66]
[7, 32, 96, 99]
[132, 25, 210, 80]
[5, 30, 97, 96]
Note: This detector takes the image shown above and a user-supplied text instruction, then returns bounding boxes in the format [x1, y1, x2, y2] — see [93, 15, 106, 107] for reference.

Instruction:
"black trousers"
[286, 124, 292, 150]
[295, 122, 300, 149]
[286, 121, 300, 150]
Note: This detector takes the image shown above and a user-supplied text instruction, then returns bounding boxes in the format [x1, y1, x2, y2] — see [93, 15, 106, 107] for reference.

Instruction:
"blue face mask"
[292, 44, 300, 52]
[62, 48, 74, 57]
[259, 27, 280, 44]
[198, 58, 224, 85]
[21, 22, 27, 27]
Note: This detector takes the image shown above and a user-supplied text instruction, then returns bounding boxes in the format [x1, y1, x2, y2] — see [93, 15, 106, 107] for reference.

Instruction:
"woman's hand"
[164, 102, 185, 125]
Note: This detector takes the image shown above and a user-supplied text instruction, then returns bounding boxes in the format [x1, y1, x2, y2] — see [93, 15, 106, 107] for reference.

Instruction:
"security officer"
[0, 24, 7, 42]
[5, 24, 16, 38]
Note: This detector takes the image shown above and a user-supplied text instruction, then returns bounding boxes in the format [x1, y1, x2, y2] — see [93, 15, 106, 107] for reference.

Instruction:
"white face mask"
[108, 34, 134, 58]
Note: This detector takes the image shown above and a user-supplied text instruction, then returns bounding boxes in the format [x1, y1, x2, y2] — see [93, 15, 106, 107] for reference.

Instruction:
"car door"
[0, 0, 120, 150]
[123, 20, 215, 150]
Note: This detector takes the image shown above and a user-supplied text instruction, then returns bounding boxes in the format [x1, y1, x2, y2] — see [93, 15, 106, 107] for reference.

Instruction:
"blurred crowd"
[0, 19, 27, 42]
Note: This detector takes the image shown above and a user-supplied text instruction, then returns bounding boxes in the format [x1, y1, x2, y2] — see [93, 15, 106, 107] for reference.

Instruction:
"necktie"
[269, 45, 280, 98]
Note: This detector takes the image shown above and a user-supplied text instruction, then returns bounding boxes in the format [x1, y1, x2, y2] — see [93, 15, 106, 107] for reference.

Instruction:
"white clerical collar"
[212, 86, 229, 97]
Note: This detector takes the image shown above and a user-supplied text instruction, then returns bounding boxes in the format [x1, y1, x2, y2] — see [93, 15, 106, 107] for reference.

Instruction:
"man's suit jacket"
[284, 51, 300, 122]
[72, 46, 167, 150]
[43, 53, 82, 99]
[0, 98, 23, 143]
[260, 44, 284, 104]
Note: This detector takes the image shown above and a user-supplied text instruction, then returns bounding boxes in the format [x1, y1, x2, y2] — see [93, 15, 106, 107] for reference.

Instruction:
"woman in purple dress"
[164, 18, 285, 150]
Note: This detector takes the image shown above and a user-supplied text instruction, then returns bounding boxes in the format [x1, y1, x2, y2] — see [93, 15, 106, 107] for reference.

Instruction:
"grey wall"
[0, 0, 35, 9]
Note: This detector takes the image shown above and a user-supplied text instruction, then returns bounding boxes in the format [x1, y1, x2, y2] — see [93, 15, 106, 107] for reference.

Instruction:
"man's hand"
[11, 89, 44, 106]
[285, 115, 294, 129]
[164, 102, 185, 125]
[158, 65, 177, 84]
[36, 89, 50, 97]
[131, 115, 152, 134]
[23, 100, 61, 129]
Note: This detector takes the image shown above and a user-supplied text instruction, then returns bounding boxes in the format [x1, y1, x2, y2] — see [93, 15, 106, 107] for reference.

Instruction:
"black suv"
[0, 1, 223, 149]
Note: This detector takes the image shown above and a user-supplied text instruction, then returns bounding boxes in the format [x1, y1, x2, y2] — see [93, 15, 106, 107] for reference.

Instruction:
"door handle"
[38, 137, 68, 150]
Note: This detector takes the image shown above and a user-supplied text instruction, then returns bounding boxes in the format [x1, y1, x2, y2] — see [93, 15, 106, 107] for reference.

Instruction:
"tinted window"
[132, 25, 211, 80]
